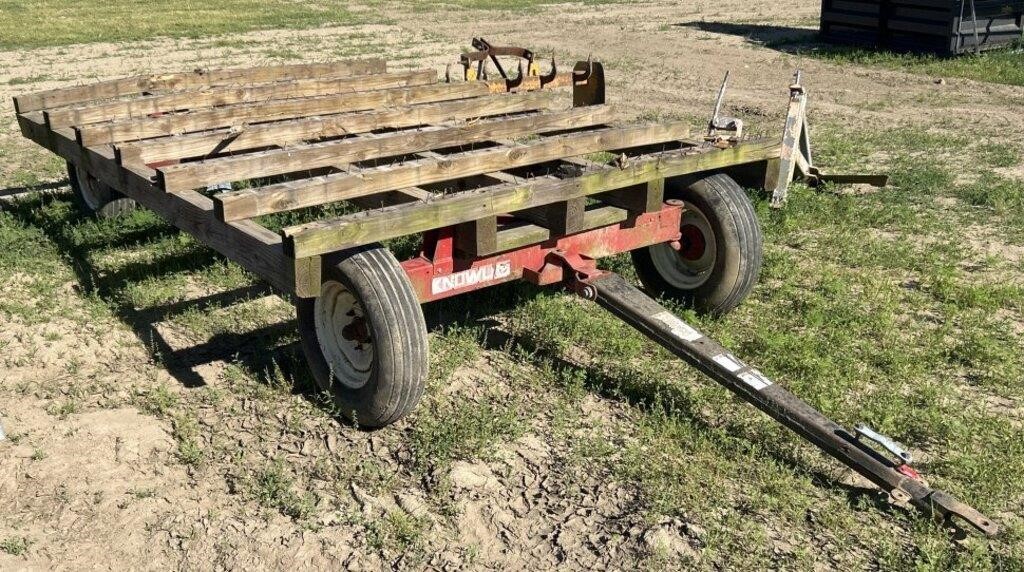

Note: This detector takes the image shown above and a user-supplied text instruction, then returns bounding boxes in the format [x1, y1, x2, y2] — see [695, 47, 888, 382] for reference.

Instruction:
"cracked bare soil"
[0, 1, 1022, 570]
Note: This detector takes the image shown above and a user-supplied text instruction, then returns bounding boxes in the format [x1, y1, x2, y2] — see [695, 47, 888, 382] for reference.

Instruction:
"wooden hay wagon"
[12, 44, 997, 537]
[14, 50, 782, 425]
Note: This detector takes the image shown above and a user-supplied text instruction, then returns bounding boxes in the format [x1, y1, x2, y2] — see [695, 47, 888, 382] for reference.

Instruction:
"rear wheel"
[296, 245, 428, 428]
[631, 173, 762, 316]
[67, 162, 137, 218]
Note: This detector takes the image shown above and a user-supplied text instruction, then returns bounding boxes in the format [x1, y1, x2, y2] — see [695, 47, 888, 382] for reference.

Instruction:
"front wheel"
[67, 162, 137, 218]
[296, 245, 428, 428]
[631, 173, 762, 316]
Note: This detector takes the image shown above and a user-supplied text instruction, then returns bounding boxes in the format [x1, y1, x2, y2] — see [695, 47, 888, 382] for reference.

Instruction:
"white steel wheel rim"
[75, 166, 107, 211]
[650, 203, 717, 290]
[314, 280, 374, 389]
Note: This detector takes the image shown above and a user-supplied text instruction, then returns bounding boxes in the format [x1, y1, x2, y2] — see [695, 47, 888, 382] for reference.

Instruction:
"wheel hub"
[74, 165, 108, 211]
[649, 202, 717, 290]
[341, 315, 371, 349]
[314, 280, 373, 389]
[678, 224, 707, 261]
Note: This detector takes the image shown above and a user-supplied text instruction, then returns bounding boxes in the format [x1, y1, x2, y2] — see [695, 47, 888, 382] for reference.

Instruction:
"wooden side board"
[115, 82, 524, 165]
[282, 139, 782, 258]
[214, 121, 691, 221]
[45, 69, 437, 128]
[80, 80, 502, 147]
[17, 113, 297, 294]
[157, 104, 609, 192]
[12, 59, 388, 114]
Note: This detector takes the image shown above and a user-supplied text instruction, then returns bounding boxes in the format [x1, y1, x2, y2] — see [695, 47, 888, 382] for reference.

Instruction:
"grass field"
[690, 20, 1024, 87]
[0, 0, 620, 49]
[802, 44, 1024, 87]
[1, 1, 1022, 569]
[0, 1, 374, 49]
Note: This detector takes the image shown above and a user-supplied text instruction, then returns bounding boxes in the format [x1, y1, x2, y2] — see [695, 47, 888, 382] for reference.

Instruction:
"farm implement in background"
[11, 41, 994, 538]
[702, 68, 888, 206]
[763, 70, 888, 206]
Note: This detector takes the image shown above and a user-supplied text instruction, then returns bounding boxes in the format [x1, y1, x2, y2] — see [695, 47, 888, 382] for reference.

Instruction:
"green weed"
[0, 1, 372, 49]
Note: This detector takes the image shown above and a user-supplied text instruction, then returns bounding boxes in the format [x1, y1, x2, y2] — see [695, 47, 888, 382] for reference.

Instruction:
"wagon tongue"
[547, 251, 999, 538]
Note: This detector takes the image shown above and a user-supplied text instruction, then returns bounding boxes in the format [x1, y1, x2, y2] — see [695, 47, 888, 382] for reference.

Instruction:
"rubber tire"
[67, 162, 137, 219]
[630, 173, 762, 316]
[296, 245, 429, 428]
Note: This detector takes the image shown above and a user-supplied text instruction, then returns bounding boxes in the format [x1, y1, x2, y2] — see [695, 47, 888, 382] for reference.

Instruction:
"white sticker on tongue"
[739, 369, 773, 391]
[712, 353, 745, 372]
[652, 311, 703, 342]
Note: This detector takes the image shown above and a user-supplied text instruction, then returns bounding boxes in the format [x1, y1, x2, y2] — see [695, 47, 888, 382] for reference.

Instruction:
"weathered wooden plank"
[45, 69, 436, 128]
[216, 122, 691, 221]
[596, 178, 665, 213]
[515, 198, 587, 235]
[80, 79, 518, 147]
[769, 90, 808, 207]
[293, 256, 323, 298]
[116, 84, 542, 165]
[306, 139, 437, 211]
[455, 216, 500, 257]
[282, 139, 782, 258]
[13, 59, 387, 114]
[484, 169, 590, 235]
[579, 205, 632, 233]
[493, 223, 550, 253]
[488, 205, 629, 256]
[17, 113, 296, 293]
[157, 104, 610, 192]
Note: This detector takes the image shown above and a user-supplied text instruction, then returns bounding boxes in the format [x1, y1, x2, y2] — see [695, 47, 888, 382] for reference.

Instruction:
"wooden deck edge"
[18, 113, 296, 295]
[14, 58, 388, 114]
[215, 120, 690, 221]
[281, 139, 782, 258]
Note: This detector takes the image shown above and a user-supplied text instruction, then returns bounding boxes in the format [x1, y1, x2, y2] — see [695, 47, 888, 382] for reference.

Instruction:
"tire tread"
[631, 173, 762, 316]
[297, 245, 428, 428]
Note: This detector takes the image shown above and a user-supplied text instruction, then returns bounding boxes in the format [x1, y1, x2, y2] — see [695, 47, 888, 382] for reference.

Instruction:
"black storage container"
[820, 1, 1024, 54]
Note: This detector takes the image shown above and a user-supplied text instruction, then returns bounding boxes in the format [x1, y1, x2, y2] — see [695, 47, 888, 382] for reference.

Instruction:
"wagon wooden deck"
[14, 57, 781, 300]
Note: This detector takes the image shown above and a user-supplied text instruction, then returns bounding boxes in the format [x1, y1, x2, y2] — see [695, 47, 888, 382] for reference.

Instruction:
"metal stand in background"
[959, 0, 982, 55]
[768, 71, 889, 207]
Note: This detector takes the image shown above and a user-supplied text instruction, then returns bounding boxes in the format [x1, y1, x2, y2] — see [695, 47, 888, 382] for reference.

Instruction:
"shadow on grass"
[422, 280, 905, 521]
[673, 20, 904, 64]
[1, 190, 546, 424]
[3, 192, 292, 392]
[675, 20, 1024, 87]
[0, 191, 930, 522]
